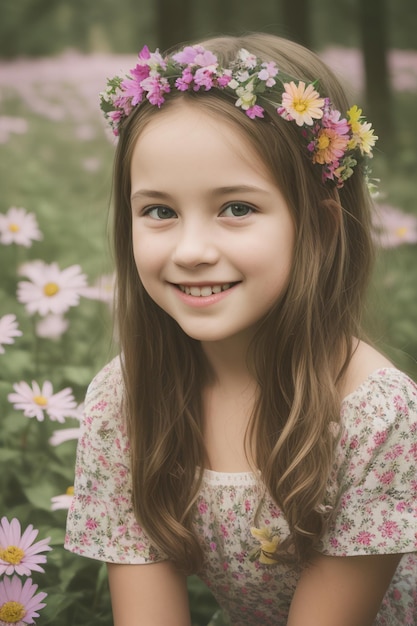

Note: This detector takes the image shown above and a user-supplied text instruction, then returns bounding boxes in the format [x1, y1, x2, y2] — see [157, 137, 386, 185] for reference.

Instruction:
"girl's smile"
[130, 101, 295, 346]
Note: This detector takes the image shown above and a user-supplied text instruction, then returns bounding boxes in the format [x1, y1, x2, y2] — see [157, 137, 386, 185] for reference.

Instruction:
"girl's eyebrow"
[131, 185, 268, 201]
[131, 189, 173, 201]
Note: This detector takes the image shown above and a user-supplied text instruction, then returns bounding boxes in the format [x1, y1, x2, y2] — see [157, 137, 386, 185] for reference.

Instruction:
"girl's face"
[130, 102, 295, 347]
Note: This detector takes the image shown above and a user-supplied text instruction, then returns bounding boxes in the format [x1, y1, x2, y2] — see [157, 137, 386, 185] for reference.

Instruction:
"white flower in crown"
[237, 48, 258, 69]
[235, 83, 257, 110]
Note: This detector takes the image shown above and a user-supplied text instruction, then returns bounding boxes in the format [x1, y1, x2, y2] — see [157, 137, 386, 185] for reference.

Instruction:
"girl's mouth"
[177, 283, 236, 297]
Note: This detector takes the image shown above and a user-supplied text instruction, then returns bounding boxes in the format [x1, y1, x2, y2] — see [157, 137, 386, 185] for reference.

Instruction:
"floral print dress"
[65, 357, 417, 626]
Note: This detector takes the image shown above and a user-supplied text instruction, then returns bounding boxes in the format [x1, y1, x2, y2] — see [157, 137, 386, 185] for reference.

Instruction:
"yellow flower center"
[294, 99, 307, 113]
[33, 395, 48, 406]
[8, 223, 20, 233]
[66, 486, 75, 496]
[43, 282, 59, 297]
[0, 601, 26, 623]
[0, 545, 25, 565]
[395, 226, 407, 238]
[317, 134, 331, 149]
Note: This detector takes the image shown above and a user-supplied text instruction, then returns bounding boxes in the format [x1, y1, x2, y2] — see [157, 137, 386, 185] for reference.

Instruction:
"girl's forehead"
[131, 102, 272, 182]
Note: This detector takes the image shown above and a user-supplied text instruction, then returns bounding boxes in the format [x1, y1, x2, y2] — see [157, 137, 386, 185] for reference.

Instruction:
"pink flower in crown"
[194, 48, 218, 67]
[107, 110, 123, 128]
[258, 61, 279, 87]
[114, 95, 133, 116]
[176, 67, 194, 91]
[193, 67, 216, 90]
[217, 71, 233, 87]
[322, 108, 350, 134]
[173, 45, 217, 68]
[141, 75, 170, 106]
[134, 45, 166, 73]
[246, 104, 264, 119]
[121, 77, 146, 106]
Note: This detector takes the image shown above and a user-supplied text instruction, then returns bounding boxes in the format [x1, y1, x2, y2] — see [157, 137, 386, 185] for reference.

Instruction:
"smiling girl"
[65, 33, 417, 626]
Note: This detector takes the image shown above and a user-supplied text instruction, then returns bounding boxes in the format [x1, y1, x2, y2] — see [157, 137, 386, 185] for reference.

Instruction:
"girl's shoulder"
[79, 356, 126, 449]
[335, 342, 417, 467]
[340, 340, 395, 400]
[86, 355, 123, 400]
[339, 340, 417, 426]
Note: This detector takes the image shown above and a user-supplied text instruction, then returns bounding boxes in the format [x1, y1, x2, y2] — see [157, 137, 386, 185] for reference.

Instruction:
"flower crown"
[100, 44, 378, 188]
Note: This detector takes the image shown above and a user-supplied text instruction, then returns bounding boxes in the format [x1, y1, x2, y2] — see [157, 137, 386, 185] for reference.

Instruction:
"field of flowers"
[0, 48, 416, 625]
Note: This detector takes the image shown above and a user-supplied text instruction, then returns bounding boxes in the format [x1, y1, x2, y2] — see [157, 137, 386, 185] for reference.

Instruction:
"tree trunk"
[359, 0, 395, 151]
[281, 0, 312, 48]
[155, 0, 192, 51]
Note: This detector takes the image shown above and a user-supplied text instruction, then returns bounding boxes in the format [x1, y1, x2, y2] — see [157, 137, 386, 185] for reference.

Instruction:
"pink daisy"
[0, 518, 51, 577]
[0, 207, 42, 248]
[0, 314, 22, 354]
[8, 380, 77, 423]
[17, 261, 87, 316]
[0, 575, 47, 625]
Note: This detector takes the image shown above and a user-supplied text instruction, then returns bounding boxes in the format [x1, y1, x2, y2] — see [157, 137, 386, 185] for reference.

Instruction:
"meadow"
[0, 47, 416, 625]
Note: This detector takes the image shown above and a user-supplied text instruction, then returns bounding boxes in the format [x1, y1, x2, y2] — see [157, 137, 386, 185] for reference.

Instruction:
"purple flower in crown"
[141, 75, 170, 106]
[121, 77, 145, 106]
[136, 45, 166, 71]
[173, 45, 217, 68]
[176, 67, 194, 91]
[258, 62, 279, 87]
[322, 108, 350, 135]
[217, 71, 233, 88]
[246, 105, 265, 119]
[114, 95, 133, 116]
[194, 67, 216, 90]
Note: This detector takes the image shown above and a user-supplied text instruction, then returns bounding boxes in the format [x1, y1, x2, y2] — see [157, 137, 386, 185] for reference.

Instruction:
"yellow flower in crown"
[250, 526, 280, 565]
[347, 105, 378, 155]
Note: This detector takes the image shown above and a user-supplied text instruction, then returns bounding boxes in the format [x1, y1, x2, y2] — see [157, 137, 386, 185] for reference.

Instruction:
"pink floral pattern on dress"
[65, 357, 417, 625]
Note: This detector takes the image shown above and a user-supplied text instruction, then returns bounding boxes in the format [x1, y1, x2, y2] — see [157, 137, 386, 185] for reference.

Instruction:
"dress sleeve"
[319, 369, 417, 557]
[64, 357, 166, 564]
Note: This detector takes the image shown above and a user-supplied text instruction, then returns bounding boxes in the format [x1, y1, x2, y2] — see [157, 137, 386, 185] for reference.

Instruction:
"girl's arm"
[107, 561, 191, 626]
[287, 551, 402, 626]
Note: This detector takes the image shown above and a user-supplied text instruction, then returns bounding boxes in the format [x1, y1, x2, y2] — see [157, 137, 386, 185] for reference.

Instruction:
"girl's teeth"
[181, 283, 231, 296]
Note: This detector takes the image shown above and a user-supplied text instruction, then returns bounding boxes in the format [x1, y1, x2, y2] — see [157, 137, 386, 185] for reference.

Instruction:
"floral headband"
[100, 44, 377, 188]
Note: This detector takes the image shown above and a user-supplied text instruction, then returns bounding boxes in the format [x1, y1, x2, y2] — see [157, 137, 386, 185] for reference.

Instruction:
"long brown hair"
[112, 33, 375, 573]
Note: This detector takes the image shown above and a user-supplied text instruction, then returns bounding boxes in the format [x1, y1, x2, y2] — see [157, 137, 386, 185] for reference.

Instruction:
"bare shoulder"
[340, 339, 394, 399]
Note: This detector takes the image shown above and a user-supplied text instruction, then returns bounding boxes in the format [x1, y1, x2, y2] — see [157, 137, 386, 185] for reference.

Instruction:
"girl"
[65, 33, 417, 625]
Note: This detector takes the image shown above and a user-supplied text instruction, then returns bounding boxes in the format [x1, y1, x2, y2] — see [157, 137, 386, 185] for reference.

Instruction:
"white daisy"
[0, 314, 22, 354]
[0, 207, 42, 247]
[17, 261, 87, 316]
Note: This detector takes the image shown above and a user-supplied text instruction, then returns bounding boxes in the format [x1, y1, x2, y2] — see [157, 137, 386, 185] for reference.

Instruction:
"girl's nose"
[171, 222, 219, 268]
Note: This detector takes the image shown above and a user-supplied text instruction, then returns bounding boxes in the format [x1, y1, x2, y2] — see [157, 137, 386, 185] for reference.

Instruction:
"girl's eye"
[145, 206, 177, 220]
[221, 203, 253, 218]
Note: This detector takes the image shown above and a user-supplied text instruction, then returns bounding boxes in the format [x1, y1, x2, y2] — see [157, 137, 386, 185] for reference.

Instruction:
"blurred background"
[0, 1, 416, 624]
